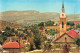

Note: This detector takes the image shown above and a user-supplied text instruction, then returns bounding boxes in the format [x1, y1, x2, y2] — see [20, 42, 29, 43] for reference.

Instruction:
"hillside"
[0, 10, 80, 26]
[0, 20, 24, 30]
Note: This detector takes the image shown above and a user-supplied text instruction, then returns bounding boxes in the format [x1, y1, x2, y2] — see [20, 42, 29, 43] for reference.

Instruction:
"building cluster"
[0, 2, 80, 53]
[41, 3, 80, 46]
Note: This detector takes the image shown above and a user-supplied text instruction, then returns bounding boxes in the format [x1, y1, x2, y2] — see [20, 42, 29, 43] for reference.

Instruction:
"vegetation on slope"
[0, 10, 80, 26]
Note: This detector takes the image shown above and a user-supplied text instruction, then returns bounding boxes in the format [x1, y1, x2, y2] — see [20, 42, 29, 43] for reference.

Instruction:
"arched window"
[65, 37, 67, 42]
[65, 37, 67, 40]
[62, 22, 64, 28]
[62, 14, 64, 16]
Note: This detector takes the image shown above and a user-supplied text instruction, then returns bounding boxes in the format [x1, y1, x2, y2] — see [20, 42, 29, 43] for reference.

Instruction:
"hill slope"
[0, 20, 23, 30]
[0, 10, 80, 25]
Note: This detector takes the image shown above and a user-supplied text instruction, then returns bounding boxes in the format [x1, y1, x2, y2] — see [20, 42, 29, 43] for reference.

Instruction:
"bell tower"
[60, 1, 67, 35]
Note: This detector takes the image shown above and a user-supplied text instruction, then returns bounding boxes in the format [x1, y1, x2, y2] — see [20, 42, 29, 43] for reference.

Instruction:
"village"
[0, 1, 80, 53]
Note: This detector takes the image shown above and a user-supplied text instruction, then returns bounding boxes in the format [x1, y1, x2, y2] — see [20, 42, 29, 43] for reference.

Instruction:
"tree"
[0, 35, 3, 44]
[75, 37, 80, 47]
[41, 41, 53, 53]
[24, 25, 48, 50]
[23, 27, 29, 33]
[38, 22, 44, 26]
[3, 31, 11, 37]
[11, 28, 15, 32]
[31, 25, 44, 49]
[5, 27, 10, 30]
[29, 38, 36, 51]
[45, 20, 54, 26]
[38, 20, 54, 26]
[67, 22, 75, 26]
[45, 29, 58, 35]
[67, 27, 73, 31]
[76, 24, 80, 28]
[24, 36, 27, 40]
[75, 37, 80, 51]
[0, 33, 7, 44]
[2, 36, 7, 41]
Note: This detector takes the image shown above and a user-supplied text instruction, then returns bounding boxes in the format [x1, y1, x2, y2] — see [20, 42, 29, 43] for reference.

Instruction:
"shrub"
[67, 22, 75, 26]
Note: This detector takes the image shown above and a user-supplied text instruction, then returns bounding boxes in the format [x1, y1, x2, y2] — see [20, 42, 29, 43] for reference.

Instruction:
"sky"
[0, 0, 80, 14]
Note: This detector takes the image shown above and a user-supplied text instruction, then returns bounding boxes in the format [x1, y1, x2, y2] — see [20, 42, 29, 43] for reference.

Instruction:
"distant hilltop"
[0, 10, 80, 26]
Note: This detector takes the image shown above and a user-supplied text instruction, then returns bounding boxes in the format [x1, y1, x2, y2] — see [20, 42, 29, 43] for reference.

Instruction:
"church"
[53, 2, 80, 45]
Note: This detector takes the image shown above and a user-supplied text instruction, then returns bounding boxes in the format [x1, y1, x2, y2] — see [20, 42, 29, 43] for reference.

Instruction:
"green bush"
[67, 27, 73, 31]
[76, 24, 80, 28]
[75, 37, 80, 47]
[45, 29, 58, 35]
[67, 22, 75, 26]
[45, 20, 54, 26]
[38, 20, 54, 26]
[38, 22, 44, 26]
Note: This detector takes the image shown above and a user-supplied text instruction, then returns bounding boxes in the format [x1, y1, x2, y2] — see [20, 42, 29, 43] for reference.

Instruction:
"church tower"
[60, 1, 67, 35]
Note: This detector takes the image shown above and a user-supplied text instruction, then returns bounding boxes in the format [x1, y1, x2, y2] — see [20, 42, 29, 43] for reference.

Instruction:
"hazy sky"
[0, 0, 80, 14]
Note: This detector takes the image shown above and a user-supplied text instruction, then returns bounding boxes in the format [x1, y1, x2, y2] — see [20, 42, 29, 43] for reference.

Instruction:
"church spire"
[62, 0, 64, 9]
[60, 0, 66, 35]
[62, 0, 65, 13]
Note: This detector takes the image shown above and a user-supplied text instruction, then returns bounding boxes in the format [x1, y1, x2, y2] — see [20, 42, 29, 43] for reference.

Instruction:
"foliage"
[0, 35, 3, 44]
[76, 24, 80, 28]
[0, 27, 16, 44]
[17, 29, 23, 31]
[40, 40, 53, 53]
[2, 36, 7, 41]
[20, 34, 24, 37]
[45, 29, 58, 35]
[38, 22, 44, 26]
[0, 25, 47, 51]
[24, 36, 27, 40]
[39, 26, 44, 30]
[24, 44, 30, 52]
[31, 25, 41, 49]
[4, 27, 16, 37]
[23, 28, 28, 33]
[45, 20, 54, 26]
[28, 37, 36, 50]
[0, 33, 7, 44]
[67, 27, 73, 31]
[11, 28, 15, 32]
[38, 20, 54, 26]
[5, 27, 10, 30]
[40, 36, 47, 42]
[75, 37, 80, 47]
[24, 25, 47, 50]
[67, 22, 75, 26]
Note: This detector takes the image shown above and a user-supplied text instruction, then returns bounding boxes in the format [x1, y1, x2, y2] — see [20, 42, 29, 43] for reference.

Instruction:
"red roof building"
[67, 30, 80, 38]
[2, 42, 25, 49]
[41, 28, 44, 30]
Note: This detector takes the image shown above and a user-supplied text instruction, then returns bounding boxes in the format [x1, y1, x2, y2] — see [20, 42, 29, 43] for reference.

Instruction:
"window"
[62, 22, 64, 28]
[65, 37, 67, 42]
[65, 37, 67, 40]
[62, 14, 64, 16]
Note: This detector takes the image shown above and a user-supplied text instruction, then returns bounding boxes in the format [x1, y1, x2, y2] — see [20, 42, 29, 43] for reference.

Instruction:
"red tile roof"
[41, 28, 44, 30]
[67, 30, 80, 38]
[78, 34, 80, 36]
[2, 42, 25, 49]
